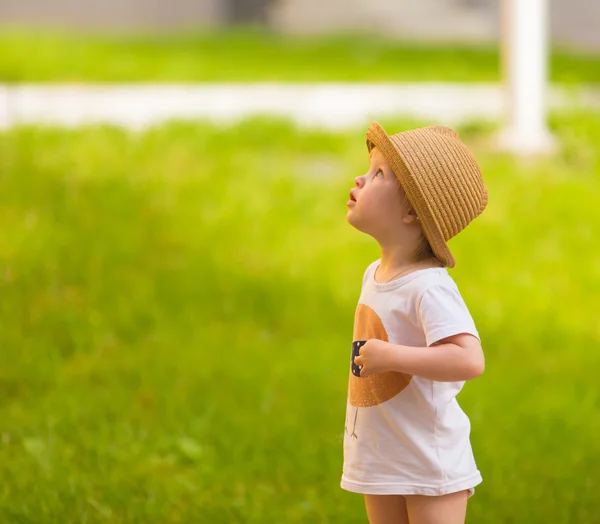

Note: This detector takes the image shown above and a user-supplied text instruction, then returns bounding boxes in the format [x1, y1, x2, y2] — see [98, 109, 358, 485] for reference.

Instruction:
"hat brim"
[366, 122, 456, 268]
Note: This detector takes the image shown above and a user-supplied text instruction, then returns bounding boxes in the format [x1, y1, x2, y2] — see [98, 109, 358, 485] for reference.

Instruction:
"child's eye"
[372, 170, 384, 179]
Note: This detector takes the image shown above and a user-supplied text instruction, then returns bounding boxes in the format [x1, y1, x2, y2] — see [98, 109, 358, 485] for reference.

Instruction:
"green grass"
[1, 28, 600, 83]
[1, 114, 600, 522]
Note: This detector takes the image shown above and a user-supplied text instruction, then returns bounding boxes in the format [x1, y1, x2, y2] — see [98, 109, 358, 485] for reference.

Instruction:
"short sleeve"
[417, 285, 480, 347]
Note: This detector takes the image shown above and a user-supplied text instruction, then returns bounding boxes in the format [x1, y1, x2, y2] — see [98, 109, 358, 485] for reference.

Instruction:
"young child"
[342, 122, 488, 524]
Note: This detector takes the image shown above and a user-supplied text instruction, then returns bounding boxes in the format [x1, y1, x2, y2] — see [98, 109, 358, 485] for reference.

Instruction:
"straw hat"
[366, 122, 488, 268]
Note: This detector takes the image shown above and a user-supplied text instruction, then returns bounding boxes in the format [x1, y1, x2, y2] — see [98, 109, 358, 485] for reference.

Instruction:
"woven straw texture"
[366, 122, 488, 268]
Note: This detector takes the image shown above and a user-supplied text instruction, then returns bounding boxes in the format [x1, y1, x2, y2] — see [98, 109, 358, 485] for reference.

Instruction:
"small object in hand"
[352, 340, 367, 378]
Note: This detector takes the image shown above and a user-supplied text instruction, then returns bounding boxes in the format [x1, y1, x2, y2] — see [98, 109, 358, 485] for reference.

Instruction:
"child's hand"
[353, 339, 396, 378]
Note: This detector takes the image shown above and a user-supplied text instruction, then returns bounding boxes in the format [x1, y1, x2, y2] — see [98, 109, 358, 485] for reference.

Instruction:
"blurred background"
[0, 0, 599, 49]
[1, 1, 599, 523]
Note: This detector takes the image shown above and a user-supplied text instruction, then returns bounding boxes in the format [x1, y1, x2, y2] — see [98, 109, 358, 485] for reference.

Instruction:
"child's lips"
[347, 190, 357, 207]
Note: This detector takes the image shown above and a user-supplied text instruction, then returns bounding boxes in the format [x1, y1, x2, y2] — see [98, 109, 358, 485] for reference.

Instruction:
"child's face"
[346, 147, 412, 236]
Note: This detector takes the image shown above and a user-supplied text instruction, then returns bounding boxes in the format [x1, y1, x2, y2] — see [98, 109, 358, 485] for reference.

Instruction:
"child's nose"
[354, 175, 365, 187]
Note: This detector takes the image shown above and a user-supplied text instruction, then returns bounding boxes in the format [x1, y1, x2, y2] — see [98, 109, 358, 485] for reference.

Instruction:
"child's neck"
[379, 244, 416, 271]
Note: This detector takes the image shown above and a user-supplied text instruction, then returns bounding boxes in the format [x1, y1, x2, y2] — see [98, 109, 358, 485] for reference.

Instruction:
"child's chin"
[346, 211, 364, 231]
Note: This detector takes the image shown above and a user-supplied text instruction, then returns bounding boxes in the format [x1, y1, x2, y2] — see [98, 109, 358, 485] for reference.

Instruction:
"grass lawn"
[1, 29, 600, 83]
[0, 113, 599, 522]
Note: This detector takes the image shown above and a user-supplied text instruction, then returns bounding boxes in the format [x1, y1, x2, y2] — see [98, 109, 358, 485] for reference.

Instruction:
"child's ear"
[402, 207, 419, 225]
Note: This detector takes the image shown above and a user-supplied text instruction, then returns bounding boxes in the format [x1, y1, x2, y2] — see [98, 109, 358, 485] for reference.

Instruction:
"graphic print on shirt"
[346, 304, 412, 439]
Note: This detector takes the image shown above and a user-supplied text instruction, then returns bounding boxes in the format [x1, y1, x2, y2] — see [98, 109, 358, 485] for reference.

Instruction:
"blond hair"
[398, 182, 436, 264]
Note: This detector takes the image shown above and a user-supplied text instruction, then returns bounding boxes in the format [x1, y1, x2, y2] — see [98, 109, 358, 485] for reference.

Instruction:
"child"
[342, 122, 488, 524]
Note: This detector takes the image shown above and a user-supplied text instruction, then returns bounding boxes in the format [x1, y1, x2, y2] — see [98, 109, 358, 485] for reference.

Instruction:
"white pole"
[497, 0, 555, 155]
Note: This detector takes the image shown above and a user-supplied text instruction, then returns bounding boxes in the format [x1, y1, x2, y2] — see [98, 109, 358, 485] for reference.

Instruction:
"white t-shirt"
[341, 260, 483, 497]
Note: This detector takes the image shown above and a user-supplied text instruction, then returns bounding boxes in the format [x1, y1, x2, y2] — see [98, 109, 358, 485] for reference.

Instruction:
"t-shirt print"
[349, 304, 412, 408]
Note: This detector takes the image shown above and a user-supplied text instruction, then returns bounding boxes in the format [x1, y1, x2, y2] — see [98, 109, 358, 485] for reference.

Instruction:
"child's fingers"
[354, 355, 363, 366]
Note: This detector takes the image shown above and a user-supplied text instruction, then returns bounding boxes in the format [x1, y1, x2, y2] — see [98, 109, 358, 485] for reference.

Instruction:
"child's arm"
[388, 333, 484, 381]
[354, 334, 484, 382]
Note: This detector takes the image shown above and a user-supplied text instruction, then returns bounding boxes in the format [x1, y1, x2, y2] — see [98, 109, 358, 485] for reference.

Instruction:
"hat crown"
[388, 126, 487, 241]
[427, 125, 459, 138]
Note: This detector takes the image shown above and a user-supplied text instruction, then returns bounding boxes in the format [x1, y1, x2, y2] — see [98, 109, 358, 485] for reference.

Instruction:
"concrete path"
[1, 83, 598, 130]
